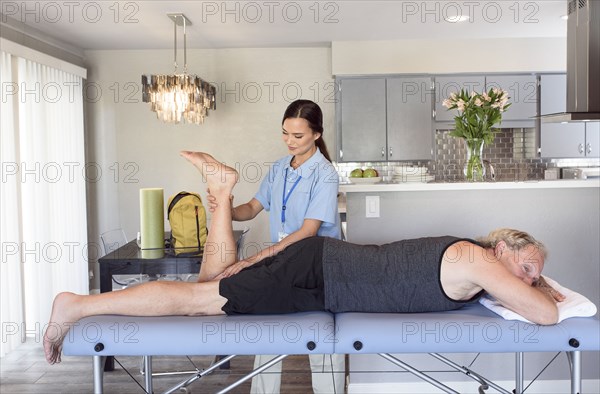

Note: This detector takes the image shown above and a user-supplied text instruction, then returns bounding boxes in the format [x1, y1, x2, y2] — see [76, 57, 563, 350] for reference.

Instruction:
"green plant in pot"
[443, 88, 511, 181]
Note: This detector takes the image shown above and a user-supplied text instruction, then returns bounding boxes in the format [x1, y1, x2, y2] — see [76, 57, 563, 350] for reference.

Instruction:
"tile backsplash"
[335, 129, 600, 183]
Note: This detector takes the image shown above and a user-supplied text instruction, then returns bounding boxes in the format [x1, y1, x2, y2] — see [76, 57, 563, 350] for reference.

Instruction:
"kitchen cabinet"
[584, 122, 599, 157]
[386, 77, 433, 160]
[435, 75, 536, 126]
[338, 78, 387, 162]
[540, 74, 566, 115]
[337, 77, 433, 162]
[434, 76, 485, 122]
[540, 73, 600, 158]
[485, 75, 537, 123]
[541, 122, 599, 158]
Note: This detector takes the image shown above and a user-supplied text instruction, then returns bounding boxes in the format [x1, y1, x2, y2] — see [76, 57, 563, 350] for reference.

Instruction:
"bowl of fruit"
[348, 168, 382, 184]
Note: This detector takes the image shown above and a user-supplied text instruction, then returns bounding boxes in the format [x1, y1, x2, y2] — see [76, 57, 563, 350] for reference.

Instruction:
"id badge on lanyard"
[280, 168, 301, 242]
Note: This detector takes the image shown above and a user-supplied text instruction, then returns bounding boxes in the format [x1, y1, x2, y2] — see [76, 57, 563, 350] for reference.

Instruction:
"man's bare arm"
[533, 277, 566, 303]
[454, 242, 559, 325]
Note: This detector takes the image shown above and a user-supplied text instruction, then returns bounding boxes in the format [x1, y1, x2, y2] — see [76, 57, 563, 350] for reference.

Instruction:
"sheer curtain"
[0, 47, 88, 356]
[1, 51, 24, 357]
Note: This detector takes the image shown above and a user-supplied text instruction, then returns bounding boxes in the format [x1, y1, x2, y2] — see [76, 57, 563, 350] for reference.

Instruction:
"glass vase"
[464, 138, 486, 182]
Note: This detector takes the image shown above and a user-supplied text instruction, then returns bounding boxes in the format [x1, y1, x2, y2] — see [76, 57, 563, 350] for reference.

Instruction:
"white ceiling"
[2, 1, 569, 51]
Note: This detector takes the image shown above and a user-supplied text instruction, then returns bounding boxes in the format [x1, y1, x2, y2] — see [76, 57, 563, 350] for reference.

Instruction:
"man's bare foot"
[43, 292, 81, 364]
[180, 151, 239, 195]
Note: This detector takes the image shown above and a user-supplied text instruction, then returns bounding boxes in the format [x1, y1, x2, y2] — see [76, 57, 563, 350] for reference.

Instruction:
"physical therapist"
[212, 99, 345, 393]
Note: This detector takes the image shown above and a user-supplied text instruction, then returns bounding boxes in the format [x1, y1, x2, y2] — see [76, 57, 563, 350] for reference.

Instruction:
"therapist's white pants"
[250, 353, 346, 393]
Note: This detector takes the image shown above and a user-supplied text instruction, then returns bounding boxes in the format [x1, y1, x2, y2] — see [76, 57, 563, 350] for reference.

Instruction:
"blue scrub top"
[255, 148, 341, 243]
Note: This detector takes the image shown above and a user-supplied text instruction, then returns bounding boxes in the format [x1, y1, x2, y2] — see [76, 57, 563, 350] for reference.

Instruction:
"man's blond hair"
[477, 228, 547, 259]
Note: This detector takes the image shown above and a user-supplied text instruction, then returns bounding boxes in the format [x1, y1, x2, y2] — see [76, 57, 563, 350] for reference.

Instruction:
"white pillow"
[479, 276, 597, 323]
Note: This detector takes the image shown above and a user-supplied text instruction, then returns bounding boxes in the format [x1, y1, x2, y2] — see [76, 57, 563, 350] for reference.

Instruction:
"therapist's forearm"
[232, 203, 257, 221]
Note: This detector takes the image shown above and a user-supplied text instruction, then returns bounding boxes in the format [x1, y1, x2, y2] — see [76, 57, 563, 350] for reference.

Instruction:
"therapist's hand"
[206, 189, 234, 214]
[214, 259, 253, 279]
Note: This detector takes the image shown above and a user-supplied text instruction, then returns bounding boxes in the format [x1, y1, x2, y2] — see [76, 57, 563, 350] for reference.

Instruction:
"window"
[1, 42, 88, 356]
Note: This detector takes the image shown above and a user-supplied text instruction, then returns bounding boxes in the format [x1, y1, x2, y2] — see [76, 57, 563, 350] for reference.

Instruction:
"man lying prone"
[43, 152, 564, 364]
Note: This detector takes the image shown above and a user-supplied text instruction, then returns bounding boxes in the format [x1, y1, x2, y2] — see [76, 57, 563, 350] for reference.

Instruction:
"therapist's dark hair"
[282, 99, 332, 162]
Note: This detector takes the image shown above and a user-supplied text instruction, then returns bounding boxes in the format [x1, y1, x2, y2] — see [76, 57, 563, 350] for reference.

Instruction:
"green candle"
[139, 188, 164, 250]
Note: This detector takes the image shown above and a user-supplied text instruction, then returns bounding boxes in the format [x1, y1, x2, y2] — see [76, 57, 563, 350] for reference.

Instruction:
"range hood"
[542, 0, 600, 122]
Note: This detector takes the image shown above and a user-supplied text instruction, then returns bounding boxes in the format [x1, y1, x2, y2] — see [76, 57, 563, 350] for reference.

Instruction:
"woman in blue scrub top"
[216, 99, 345, 393]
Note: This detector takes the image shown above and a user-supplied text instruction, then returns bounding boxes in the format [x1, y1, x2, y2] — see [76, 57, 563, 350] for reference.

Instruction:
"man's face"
[499, 243, 545, 286]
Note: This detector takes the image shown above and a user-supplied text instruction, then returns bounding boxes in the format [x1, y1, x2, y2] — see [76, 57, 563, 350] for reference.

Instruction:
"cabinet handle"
[587, 143, 592, 155]
[381, 147, 385, 157]
[389, 146, 393, 157]
[578, 143, 585, 154]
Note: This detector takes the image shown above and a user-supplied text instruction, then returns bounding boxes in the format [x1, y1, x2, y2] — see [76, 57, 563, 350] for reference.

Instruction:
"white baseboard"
[348, 379, 600, 393]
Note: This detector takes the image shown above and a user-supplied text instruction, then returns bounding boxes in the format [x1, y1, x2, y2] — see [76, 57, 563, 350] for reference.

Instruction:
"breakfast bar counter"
[340, 179, 599, 193]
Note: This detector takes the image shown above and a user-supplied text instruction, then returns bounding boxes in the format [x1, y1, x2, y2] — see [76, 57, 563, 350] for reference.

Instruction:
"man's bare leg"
[43, 152, 240, 364]
[179, 151, 239, 281]
[43, 280, 225, 364]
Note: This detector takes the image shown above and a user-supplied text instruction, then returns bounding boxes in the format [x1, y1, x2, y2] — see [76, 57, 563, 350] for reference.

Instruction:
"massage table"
[63, 304, 599, 394]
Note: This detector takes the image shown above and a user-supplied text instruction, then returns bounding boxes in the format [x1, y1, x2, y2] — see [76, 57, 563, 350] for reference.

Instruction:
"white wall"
[332, 37, 566, 75]
[84, 47, 334, 287]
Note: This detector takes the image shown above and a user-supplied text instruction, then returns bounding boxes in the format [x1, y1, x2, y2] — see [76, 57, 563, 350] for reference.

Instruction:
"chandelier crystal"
[142, 14, 216, 125]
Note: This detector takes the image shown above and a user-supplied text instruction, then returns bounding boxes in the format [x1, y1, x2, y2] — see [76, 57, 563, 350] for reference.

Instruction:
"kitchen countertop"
[339, 179, 600, 193]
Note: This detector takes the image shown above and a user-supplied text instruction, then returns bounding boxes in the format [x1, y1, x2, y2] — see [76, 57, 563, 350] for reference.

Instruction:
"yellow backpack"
[167, 192, 207, 256]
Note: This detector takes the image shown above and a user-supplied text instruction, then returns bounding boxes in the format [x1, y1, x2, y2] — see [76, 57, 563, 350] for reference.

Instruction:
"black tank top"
[321, 236, 483, 313]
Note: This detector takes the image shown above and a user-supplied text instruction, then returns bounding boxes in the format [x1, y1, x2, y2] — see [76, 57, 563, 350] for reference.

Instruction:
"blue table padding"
[63, 311, 335, 357]
[62, 304, 599, 358]
[334, 303, 600, 354]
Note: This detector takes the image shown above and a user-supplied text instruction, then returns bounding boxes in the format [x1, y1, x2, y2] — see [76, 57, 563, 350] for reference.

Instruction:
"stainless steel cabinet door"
[541, 122, 586, 158]
[585, 122, 599, 158]
[434, 76, 485, 122]
[485, 75, 537, 121]
[540, 74, 566, 115]
[387, 77, 433, 160]
[339, 78, 387, 162]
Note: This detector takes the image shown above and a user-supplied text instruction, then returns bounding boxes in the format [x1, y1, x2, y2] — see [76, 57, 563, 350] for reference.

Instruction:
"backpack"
[167, 192, 207, 256]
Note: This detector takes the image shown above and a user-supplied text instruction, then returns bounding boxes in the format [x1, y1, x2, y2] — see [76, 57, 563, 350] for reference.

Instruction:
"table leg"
[99, 265, 115, 372]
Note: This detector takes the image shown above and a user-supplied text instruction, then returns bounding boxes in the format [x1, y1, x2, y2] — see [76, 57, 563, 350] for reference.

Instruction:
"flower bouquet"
[443, 88, 510, 181]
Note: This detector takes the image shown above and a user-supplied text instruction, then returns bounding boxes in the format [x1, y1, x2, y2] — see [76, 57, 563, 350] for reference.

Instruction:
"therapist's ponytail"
[283, 99, 333, 162]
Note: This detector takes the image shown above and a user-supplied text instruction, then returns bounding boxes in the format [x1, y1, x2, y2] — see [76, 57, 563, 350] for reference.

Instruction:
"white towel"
[479, 276, 597, 323]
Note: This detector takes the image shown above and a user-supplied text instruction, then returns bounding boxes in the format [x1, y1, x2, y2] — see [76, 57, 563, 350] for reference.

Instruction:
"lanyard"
[281, 168, 302, 225]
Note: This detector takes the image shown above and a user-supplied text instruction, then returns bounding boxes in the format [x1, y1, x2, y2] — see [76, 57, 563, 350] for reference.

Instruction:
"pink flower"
[442, 99, 453, 108]
[456, 99, 466, 112]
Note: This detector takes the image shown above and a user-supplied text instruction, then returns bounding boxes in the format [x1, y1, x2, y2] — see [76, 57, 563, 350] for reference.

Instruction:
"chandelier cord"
[172, 15, 189, 74]
[173, 16, 178, 73]
[183, 16, 188, 74]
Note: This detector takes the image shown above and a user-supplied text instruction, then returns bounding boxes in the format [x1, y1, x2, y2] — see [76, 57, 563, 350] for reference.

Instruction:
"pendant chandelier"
[141, 13, 216, 125]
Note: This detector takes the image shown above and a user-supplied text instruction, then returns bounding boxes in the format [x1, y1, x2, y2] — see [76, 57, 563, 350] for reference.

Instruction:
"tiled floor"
[1, 340, 316, 393]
